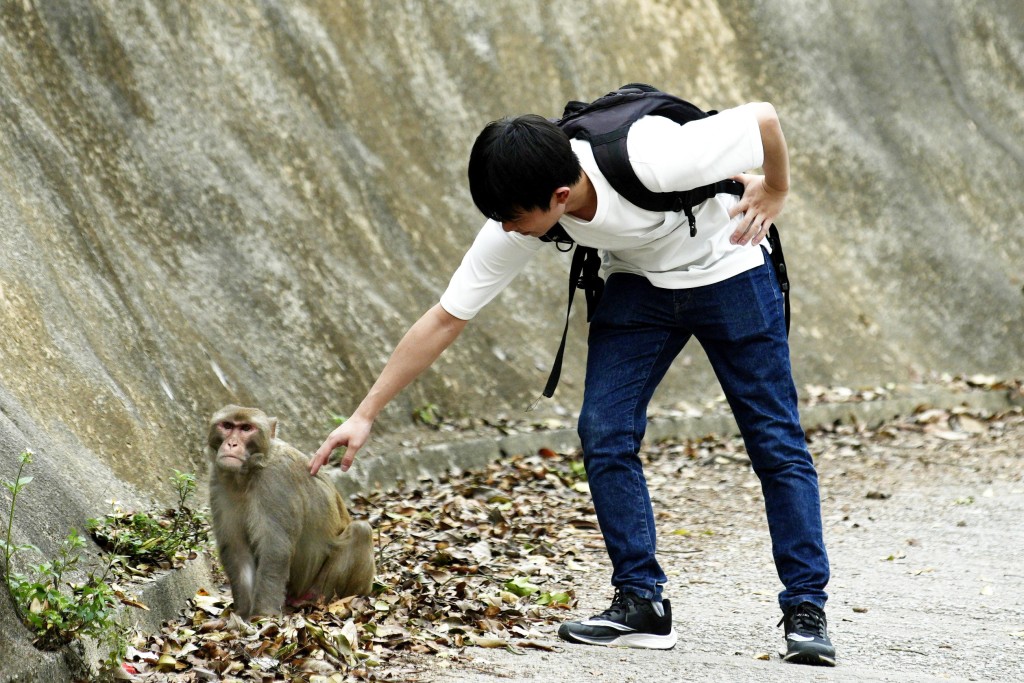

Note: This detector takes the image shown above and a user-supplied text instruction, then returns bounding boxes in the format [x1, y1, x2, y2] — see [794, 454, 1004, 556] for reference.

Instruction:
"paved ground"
[420, 409, 1024, 683]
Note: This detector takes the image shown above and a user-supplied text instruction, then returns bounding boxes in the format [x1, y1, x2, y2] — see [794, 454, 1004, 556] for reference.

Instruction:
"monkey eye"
[239, 424, 254, 433]
[219, 421, 235, 431]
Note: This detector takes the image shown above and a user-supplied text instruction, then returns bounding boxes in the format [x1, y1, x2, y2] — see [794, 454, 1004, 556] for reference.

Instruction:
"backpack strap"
[541, 243, 602, 399]
[766, 223, 791, 334]
[592, 131, 745, 236]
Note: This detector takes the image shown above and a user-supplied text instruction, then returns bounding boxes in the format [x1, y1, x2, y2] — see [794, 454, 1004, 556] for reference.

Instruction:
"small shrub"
[6, 529, 119, 649]
[88, 469, 208, 568]
[3, 450, 125, 673]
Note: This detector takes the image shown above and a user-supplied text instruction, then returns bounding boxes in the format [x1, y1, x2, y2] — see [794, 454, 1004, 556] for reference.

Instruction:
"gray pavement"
[410, 386, 1024, 682]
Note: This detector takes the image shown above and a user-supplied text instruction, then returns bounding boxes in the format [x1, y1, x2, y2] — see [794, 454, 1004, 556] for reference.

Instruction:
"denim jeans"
[577, 255, 829, 610]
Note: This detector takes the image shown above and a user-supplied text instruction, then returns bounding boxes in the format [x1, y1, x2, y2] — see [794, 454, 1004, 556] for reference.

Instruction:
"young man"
[310, 97, 835, 666]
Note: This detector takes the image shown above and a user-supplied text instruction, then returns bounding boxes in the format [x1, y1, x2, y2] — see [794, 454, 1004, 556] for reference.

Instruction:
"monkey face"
[214, 419, 261, 470]
[208, 405, 274, 473]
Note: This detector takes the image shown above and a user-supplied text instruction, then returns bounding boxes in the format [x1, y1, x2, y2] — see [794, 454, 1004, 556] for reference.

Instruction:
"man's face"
[500, 193, 566, 238]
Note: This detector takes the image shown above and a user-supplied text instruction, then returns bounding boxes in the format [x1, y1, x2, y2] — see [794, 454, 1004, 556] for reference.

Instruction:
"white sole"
[564, 628, 678, 650]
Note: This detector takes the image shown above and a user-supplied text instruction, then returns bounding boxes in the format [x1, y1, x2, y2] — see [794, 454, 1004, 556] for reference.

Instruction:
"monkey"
[206, 405, 375, 619]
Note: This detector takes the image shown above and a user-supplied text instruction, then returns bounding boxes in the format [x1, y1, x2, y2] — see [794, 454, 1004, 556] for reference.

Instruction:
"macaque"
[206, 405, 374, 619]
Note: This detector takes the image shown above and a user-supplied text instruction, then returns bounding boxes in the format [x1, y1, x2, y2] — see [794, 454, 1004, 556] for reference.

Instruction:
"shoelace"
[779, 604, 827, 638]
[594, 588, 632, 620]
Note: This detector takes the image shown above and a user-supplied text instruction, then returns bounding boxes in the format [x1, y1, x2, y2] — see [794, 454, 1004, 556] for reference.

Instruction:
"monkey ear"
[268, 417, 278, 440]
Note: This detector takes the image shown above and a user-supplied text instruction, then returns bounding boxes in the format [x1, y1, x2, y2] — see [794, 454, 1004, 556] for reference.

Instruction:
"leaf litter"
[117, 384, 1022, 681]
[119, 443, 605, 681]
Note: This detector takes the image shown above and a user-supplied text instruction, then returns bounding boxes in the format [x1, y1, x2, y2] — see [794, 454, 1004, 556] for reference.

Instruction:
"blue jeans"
[577, 256, 829, 610]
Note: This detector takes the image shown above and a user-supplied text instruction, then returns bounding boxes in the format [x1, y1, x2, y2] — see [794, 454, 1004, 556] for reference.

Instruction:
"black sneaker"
[779, 602, 836, 666]
[557, 589, 677, 649]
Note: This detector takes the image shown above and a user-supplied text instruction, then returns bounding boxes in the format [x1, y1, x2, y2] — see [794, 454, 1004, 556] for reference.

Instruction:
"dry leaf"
[472, 635, 508, 648]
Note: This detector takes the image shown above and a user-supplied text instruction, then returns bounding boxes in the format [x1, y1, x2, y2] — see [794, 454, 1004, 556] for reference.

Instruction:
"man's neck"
[565, 172, 597, 221]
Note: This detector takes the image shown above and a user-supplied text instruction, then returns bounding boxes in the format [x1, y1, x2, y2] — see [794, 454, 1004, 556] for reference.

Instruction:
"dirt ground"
[426, 409, 1024, 683]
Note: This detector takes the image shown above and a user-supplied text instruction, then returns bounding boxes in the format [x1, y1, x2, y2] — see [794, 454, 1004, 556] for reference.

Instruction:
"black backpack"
[537, 83, 790, 399]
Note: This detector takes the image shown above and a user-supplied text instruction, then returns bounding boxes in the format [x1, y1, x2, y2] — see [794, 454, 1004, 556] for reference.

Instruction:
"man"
[310, 95, 835, 666]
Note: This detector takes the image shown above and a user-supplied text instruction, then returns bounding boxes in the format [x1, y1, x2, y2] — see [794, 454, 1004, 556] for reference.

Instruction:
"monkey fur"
[206, 405, 374, 618]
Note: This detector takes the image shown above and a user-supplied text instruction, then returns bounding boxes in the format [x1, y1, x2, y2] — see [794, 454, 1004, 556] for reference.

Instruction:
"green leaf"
[413, 403, 442, 428]
[536, 591, 571, 606]
[504, 576, 540, 597]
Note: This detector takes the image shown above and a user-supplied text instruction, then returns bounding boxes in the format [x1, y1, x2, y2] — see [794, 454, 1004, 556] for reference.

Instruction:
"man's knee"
[578, 403, 641, 457]
[578, 402, 611, 448]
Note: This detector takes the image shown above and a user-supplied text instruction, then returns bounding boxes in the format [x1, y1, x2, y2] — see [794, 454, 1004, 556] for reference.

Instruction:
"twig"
[658, 549, 703, 554]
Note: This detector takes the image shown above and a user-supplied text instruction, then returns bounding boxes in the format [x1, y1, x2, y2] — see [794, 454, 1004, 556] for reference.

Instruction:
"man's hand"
[308, 304, 468, 476]
[310, 414, 373, 475]
[728, 173, 788, 246]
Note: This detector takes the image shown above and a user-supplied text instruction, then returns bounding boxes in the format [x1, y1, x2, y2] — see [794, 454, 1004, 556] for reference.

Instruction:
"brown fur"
[206, 405, 374, 618]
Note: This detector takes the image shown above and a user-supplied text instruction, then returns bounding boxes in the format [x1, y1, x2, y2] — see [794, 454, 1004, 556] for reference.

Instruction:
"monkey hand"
[311, 415, 373, 475]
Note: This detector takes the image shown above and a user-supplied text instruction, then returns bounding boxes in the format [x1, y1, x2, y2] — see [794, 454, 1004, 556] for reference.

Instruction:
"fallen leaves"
[111, 400, 1022, 681]
[804, 383, 894, 406]
[119, 449, 603, 680]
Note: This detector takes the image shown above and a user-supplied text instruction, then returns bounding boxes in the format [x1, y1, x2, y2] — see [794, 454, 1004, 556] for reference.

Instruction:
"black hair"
[467, 114, 582, 222]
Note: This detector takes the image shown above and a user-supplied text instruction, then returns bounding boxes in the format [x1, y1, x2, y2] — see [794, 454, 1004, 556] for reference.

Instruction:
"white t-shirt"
[440, 104, 766, 321]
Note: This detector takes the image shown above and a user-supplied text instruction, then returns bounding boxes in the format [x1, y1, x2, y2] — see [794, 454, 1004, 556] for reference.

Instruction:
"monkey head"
[208, 405, 277, 473]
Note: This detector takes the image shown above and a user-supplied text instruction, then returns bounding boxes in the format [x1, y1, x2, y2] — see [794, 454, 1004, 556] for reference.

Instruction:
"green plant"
[7, 529, 120, 649]
[168, 469, 207, 552]
[3, 450, 123, 661]
[413, 403, 442, 428]
[87, 469, 208, 567]
[3, 450, 38, 616]
[568, 458, 587, 481]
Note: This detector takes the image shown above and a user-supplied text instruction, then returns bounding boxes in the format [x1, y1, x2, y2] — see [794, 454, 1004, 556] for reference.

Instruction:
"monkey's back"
[265, 439, 353, 596]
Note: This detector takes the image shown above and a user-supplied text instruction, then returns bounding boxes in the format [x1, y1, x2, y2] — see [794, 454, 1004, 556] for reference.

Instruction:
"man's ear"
[553, 186, 571, 206]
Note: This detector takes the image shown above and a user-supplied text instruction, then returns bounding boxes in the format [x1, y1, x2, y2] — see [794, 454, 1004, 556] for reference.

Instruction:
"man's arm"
[729, 102, 790, 246]
[310, 303, 468, 474]
[753, 102, 790, 195]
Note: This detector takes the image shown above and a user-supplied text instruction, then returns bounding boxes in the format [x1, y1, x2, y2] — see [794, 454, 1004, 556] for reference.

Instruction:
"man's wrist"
[762, 177, 789, 195]
[350, 408, 377, 425]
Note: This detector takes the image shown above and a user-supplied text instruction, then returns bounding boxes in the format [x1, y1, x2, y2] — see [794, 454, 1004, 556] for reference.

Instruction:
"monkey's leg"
[313, 520, 375, 600]
[217, 538, 256, 619]
[250, 544, 293, 617]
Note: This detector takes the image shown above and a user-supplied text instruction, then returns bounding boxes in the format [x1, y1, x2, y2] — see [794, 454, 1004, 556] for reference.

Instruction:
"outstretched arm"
[310, 303, 468, 474]
[729, 102, 790, 246]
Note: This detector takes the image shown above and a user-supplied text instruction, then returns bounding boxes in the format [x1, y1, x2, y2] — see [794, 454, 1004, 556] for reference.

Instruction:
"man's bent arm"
[729, 102, 790, 245]
[311, 303, 468, 474]
[752, 102, 790, 194]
